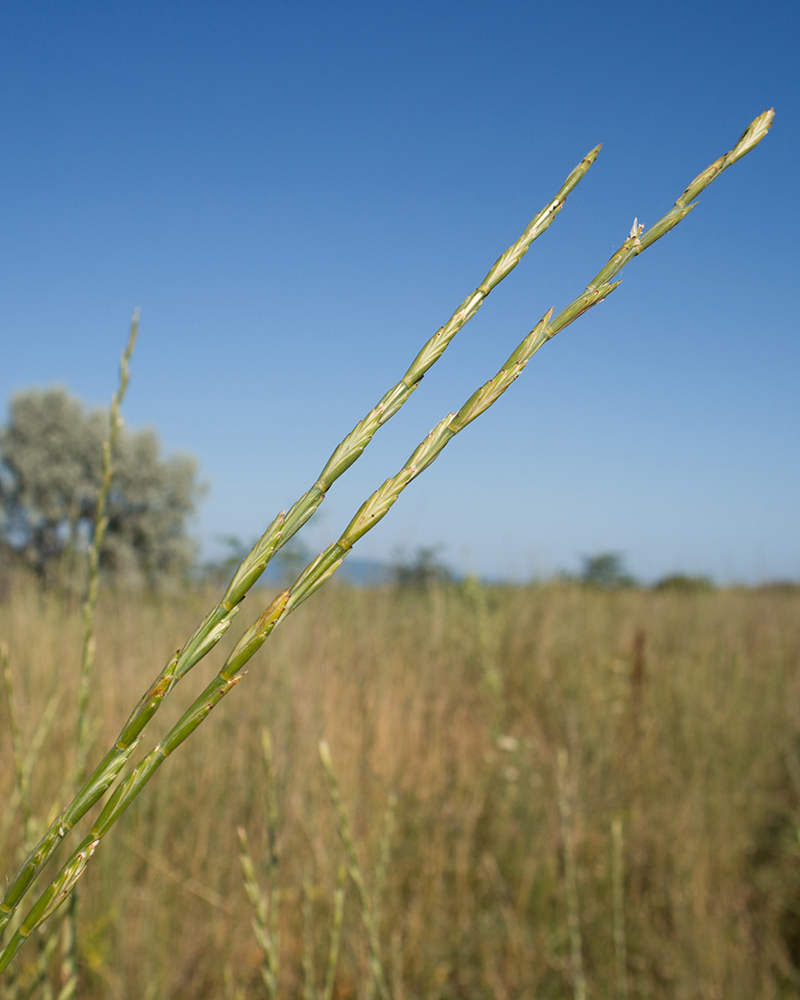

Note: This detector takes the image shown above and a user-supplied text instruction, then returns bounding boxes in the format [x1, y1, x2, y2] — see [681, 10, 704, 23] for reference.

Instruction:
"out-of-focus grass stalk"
[301, 862, 349, 1000]
[0, 153, 595, 941]
[59, 311, 138, 1000]
[0, 109, 773, 975]
[464, 575, 502, 699]
[74, 311, 139, 786]
[390, 930, 404, 1000]
[366, 793, 397, 1000]
[15, 919, 60, 1000]
[224, 964, 245, 1000]
[56, 914, 76, 1000]
[238, 729, 282, 1000]
[2, 643, 32, 846]
[557, 749, 586, 1000]
[373, 793, 397, 919]
[319, 739, 391, 1000]
[1, 641, 63, 999]
[302, 870, 316, 1000]
[261, 729, 281, 994]
[322, 864, 347, 1000]
[612, 818, 629, 1000]
[237, 827, 278, 1000]
[0, 689, 59, 857]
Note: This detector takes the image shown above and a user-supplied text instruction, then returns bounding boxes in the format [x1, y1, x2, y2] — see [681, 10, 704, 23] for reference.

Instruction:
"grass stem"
[319, 740, 391, 1000]
[322, 864, 347, 1000]
[557, 749, 586, 1000]
[611, 818, 629, 1000]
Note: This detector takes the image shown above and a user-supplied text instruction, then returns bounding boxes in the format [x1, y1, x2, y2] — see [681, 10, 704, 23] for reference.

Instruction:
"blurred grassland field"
[2, 573, 800, 999]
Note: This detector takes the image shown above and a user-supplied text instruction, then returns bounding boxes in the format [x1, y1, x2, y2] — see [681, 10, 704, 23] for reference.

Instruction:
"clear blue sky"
[1, 0, 797, 582]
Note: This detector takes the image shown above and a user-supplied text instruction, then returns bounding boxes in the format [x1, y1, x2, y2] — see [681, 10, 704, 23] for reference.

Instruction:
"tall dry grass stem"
[239, 728, 352, 1000]
[2, 643, 31, 846]
[611, 817, 629, 1000]
[557, 748, 586, 1000]
[237, 728, 282, 998]
[302, 869, 316, 1000]
[373, 793, 397, 921]
[1, 642, 63, 1000]
[73, 311, 139, 785]
[237, 827, 279, 1000]
[390, 930, 403, 1000]
[319, 739, 391, 1000]
[322, 864, 347, 1000]
[464, 575, 502, 699]
[59, 310, 138, 1000]
[0, 681, 59, 859]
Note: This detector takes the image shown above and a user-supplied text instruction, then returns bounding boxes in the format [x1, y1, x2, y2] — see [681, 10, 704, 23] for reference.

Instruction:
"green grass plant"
[0, 109, 778, 994]
[0, 141, 603, 961]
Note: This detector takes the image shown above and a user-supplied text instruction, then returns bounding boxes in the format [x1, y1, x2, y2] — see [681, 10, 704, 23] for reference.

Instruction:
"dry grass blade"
[1, 641, 59, 850]
[322, 864, 347, 1000]
[302, 870, 316, 1000]
[238, 826, 279, 999]
[373, 793, 397, 919]
[1, 642, 30, 841]
[237, 728, 282, 1000]
[611, 817, 629, 1000]
[557, 749, 586, 1000]
[73, 310, 139, 785]
[0, 690, 60, 855]
[59, 310, 139, 1000]
[319, 740, 391, 1000]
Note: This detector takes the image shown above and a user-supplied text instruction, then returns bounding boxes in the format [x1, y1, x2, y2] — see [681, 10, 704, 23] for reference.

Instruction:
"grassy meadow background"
[2, 573, 800, 999]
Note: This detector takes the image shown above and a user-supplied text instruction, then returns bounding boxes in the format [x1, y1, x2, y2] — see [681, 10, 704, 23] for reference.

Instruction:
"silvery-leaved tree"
[0, 386, 203, 586]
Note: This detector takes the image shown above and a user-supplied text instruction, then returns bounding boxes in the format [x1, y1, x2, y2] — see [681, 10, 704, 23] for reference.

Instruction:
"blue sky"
[1, 0, 797, 582]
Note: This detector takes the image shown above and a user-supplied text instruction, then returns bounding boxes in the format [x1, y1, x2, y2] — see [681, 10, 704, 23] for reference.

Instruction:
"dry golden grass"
[2, 575, 800, 999]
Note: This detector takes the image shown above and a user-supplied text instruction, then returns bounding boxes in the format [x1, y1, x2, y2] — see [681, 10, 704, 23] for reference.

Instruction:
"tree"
[392, 546, 454, 588]
[0, 387, 204, 584]
[580, 552, 636, 590]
